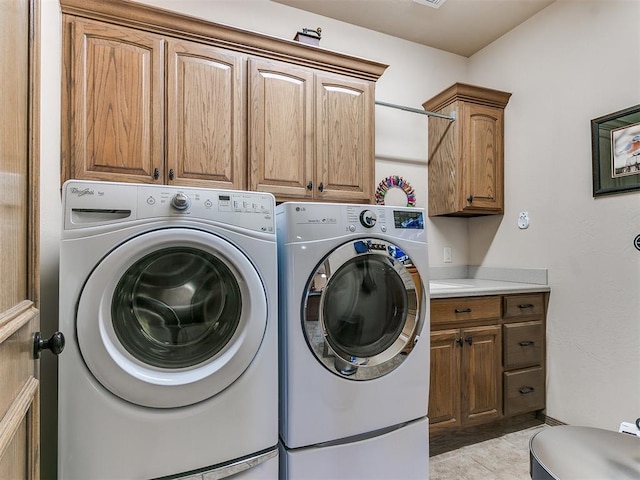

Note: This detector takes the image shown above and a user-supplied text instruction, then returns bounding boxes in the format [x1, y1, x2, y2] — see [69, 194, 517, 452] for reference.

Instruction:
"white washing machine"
[58, 180, 279, 480]
[276, 202, 430, 479]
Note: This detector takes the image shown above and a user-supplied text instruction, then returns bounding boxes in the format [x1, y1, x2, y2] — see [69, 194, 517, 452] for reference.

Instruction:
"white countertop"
[428, 278, 550, 299]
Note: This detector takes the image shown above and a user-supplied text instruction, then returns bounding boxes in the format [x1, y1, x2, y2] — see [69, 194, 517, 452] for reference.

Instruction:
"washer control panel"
[63, 180, 275, 233]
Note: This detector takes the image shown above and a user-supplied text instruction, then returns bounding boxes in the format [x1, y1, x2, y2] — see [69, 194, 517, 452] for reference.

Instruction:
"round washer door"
[76, 228, 267, 408]
[302, 238, 424, 380]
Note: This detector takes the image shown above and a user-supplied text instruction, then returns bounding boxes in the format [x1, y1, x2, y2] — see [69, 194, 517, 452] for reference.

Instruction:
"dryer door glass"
[111, 247, 242, 369]
[303, 239, 423, 380]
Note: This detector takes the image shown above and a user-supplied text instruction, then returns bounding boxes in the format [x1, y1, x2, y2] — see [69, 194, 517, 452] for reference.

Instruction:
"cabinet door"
[315, 73, 374, 203]
[167, 39, 245, 189]
[428, 329, 461, 431]
[461, 103, 504, 214]
[461, 324, 502, 426]
[248, 58, 313, 199]
[63, 17, 164, 183]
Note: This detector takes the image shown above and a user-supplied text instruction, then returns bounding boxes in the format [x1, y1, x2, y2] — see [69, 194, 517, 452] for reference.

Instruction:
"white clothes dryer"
[276, 202, 430, 478]
[58, 180, 278, 480]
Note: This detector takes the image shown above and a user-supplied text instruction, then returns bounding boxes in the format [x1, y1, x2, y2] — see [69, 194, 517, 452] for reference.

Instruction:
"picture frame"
[591, 104, 640, 197]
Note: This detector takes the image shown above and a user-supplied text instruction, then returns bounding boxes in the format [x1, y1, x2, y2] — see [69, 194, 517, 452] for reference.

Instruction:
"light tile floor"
[429, 425, 547, 480]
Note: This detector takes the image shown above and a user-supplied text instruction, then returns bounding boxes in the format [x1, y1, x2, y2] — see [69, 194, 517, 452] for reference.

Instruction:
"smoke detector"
[413, 0, 447, 8]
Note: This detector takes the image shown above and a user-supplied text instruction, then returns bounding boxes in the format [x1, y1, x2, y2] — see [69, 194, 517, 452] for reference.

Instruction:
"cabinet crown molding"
[59, 0, 388, 81]
[423, 82, 512, 111]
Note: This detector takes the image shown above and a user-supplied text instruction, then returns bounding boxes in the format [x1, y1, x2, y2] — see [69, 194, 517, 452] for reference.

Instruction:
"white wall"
[467, 0, 640, 429]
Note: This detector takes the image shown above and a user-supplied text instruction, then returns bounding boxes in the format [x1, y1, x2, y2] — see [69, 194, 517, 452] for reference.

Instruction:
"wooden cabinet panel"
[503, 320, 544, 369]
[503, 293, 546, 320]
[504, 366, 545, 416]
[167, 40, 245, 189]
[315, 73, 374, 203]
[64, 17, 164, 183]
[461, 325, 502, 426]
[462, 103, 503, 212]
[248, 58, 313, 199]
[428, 329, 461, 428]
[431, 296, 501, 325]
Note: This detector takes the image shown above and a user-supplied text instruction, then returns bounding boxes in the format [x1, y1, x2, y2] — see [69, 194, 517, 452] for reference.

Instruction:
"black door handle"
[34, 331, 65, 358]
[465, 336, 473, 346]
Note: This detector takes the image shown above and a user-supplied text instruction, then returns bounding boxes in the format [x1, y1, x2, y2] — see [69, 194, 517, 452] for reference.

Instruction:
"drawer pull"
[465, 336, 473, 346]
[519, 340, 535, 347]
[456, 337, 463, 347]
[454, 308, 472, 313]
[519, 386, 535, 395]
[518, 304, 535, 309]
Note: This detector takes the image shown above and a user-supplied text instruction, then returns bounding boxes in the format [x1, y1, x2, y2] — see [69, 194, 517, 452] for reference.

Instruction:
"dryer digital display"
[393, 210, 424, 229]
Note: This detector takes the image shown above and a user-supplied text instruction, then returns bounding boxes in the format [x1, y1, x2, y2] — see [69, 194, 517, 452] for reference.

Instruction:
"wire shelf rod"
[375, 100, 456, 121]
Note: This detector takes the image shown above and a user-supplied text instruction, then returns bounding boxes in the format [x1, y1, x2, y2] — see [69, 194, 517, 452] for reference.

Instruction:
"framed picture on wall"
[591, 104, 640, 197]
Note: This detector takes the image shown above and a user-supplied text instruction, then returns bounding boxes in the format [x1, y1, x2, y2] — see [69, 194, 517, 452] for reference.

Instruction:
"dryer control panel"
[277, 202, 425, 243]
[63, 180, 275, 234]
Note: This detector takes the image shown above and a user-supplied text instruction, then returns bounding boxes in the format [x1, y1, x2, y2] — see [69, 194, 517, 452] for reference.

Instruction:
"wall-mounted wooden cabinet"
[61, 0, 386, 203]
[248, 60, 374, 203]
[429, 292, 547, 435]
[423, 83, 512, 216]
[63, 17, 246, 189]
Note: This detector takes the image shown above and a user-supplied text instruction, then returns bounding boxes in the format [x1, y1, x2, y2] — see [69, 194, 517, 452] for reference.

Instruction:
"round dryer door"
[302, 238, 424, 380]
[76, 228, 268, 408]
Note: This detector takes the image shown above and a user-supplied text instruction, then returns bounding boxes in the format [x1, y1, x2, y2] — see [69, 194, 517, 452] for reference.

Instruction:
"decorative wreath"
[375, 175, 416, 206]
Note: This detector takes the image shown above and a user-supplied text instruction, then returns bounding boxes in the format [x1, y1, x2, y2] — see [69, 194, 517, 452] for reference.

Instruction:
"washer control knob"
[359, 210, 377, 228]
[348, 224, 356, 232]
[171, 192, 191, 211]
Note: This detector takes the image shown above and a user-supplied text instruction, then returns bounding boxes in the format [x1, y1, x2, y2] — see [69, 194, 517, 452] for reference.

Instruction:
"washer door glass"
[111, 246, 241, 369]
[77, 228, 268, 408]
[303, 239, 424, 380]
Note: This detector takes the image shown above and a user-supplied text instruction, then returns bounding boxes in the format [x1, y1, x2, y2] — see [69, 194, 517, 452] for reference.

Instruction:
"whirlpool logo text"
[70, 187, 94, 196]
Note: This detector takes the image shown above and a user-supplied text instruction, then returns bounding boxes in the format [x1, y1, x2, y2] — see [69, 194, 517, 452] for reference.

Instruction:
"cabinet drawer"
[503, 321, 544, 369]
[503, 293, 545, 320]
[503, 367, 545, 416]
[431, 296, 500, 325]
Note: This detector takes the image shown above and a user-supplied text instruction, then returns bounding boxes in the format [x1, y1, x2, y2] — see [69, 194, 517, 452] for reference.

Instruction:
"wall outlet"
[518, 211, 530, 229]
[444, 247, 452, 263]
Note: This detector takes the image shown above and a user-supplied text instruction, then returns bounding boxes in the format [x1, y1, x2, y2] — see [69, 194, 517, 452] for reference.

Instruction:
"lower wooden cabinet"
[429, 292, 547, 434]
[429, 324, 501, 434]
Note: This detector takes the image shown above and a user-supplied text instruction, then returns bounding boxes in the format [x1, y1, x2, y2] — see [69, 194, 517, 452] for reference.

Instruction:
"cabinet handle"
[454, 308, 472, 313]
[318, 182, 324, 193]
[465, 336, 473, 346]
[455, 337, 463, 347]
[169, 168, 175, 181]
[519, 340, 535, 347]
[518, 304, 535, 309]
[467, 194, 474, 203]
[519, 386, 535, 395]
[306, 181, 313, 191]
[153, 168, 159, 180]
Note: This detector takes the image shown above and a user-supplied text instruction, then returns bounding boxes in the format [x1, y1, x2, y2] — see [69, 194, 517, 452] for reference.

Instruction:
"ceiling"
[272, 0, 556, 57]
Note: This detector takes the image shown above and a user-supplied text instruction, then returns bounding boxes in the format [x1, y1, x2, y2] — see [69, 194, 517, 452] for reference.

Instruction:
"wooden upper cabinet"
[167, 39, 245, 189]
[63, 17, 164, 183]
[249, 62, 375, 203]
[60, 0, 387, 193]
[423, 83, 511, 216]
[315, 73, 374, 203]
[248, 58, 314, 199]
